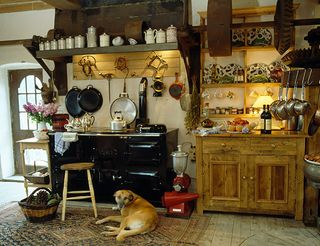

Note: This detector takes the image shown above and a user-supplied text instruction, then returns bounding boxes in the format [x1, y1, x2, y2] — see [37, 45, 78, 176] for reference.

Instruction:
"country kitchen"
[1, 0, 320, 245]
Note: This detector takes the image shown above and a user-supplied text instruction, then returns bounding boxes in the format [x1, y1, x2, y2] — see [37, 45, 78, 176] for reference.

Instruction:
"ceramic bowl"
[33, 130, 49, 140]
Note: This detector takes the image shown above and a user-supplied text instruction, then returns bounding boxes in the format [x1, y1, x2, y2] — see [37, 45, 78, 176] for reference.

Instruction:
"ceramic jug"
[144, 28, 156, 44]
[166, 25, 177, 43]
[155, 29, 166, 44]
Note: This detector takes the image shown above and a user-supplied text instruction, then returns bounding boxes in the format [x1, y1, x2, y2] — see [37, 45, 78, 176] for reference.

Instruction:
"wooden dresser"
[195, 131, 307, 220]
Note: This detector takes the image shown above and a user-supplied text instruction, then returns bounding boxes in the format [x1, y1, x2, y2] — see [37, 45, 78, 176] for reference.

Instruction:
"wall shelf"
[202, 83, 280, 89]
[36, 43, 179, 61]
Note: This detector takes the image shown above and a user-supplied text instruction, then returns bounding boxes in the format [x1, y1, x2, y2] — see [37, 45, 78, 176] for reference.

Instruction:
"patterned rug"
[0, 203, 210, 246]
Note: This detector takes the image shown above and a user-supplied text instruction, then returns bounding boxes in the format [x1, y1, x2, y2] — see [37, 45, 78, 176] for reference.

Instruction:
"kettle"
[144, 28, 156, 44]
[111, 111, 126, 131]
[81, 113, 95, 131]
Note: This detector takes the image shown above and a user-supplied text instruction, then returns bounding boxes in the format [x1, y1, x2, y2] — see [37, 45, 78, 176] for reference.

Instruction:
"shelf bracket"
[24, 36, 68, 96]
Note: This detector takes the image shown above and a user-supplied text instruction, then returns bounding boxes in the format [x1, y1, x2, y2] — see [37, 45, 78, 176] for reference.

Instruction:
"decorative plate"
[218, 63, 244, 83]
[232, 29, 245, 47]
[203, 64, 223, 84]
[247, 63, 270, 83]
[247, 28, 272, 46]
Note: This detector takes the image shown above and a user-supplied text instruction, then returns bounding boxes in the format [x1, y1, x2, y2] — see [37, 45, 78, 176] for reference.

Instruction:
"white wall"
[0, 9, 54, 178]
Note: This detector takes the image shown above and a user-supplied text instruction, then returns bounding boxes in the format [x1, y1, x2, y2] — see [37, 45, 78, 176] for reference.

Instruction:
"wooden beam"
[0, 39, 32, 46]
[41, 0, 81, 10]
[0, 1, 52, 13]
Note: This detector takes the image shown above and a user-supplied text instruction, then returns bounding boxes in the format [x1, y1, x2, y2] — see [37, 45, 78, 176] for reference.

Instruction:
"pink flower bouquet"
[23, 102, 59, 125]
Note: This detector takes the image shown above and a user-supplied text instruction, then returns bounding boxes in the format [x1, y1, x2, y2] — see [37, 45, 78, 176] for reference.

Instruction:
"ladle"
[285, 69, 301, 117]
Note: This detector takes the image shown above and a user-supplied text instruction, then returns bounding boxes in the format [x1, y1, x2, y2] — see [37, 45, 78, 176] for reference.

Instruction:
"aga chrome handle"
[249, 176, 254, 180]
[221, 143, 226, 147]
[271, 144, 276, 148]
[242, 176, 247, 180]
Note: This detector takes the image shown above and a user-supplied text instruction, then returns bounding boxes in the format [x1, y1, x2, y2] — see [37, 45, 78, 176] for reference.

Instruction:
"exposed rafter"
[41, 0, 81, 10]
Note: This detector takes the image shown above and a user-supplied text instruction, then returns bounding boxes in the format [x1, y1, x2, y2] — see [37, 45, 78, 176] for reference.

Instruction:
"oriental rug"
[0, 202, 210, 246]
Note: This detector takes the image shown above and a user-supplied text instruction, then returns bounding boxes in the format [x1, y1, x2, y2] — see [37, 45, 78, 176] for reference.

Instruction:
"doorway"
[9, 69, 43, 175]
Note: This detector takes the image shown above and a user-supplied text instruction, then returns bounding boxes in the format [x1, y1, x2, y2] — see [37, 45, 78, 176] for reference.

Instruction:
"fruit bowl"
[33, 130, 49, 140]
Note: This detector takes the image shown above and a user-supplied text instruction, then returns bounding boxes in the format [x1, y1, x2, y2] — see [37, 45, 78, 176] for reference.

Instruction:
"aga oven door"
[125, 137, 162, 166]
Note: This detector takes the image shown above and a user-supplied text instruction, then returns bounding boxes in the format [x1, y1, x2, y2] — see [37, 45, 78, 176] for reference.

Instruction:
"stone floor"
[0, 181, 320, 245]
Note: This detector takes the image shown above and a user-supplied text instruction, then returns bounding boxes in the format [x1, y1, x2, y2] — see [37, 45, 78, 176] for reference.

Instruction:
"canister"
[58, 38, 66, 49]
[75, 35, 85, 48]
[50, 39, 57, 50]
[87, 26, 97, 47]
[44, 41, 50, 50]
[166, 25, 177, 43]
[99, 33, 110, 47]
[39, 42, 44, 51]
[66, 36, 75, 49]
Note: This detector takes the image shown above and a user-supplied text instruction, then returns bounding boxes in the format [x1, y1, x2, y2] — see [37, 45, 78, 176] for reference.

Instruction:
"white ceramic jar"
[66, 36, 75, 49]
[44, 41, 51, 50]
[99, 33, 110, 47]
[87, 26, 97, 47]
[50, 39, 57, 50]
[75, 35, 85, 48]
[58, 38, 66, 49]
[166, 25, 177, 43]
[155, 29, 166, 43]
[39, 42, 44, 51]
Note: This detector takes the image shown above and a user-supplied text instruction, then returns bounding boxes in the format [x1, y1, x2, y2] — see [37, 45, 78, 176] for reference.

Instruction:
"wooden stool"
[60, 162, 98, 221]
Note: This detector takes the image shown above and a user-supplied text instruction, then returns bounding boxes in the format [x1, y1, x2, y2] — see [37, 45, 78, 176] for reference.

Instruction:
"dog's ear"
[128, 194, 134, 201]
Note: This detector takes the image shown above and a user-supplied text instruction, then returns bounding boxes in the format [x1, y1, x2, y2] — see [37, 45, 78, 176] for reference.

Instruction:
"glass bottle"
[260, 104, 266, 134]
[265, 104, 272, 134]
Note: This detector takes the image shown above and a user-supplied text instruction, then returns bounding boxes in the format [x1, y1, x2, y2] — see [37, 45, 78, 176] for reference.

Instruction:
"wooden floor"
[1, 181, 320, 245]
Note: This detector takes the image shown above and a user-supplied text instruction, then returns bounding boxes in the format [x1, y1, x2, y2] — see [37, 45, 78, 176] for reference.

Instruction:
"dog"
[96, 190, 158, 242]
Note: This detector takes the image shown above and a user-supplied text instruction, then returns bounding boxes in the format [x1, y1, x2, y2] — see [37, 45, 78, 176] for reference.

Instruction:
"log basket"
[18, 187, 61, 223]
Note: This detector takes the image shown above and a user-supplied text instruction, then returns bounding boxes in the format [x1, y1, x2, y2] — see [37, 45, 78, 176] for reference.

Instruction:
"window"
[18, 75, 42, 130]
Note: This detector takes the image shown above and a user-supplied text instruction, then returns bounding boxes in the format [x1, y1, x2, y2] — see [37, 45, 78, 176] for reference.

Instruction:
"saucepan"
[284, 69, 301, 117]
[270, 83, 283, 119]
[276, 72, 291, 120]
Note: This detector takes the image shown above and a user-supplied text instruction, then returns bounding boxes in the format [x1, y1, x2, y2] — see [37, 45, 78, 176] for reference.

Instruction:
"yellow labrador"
[96, 190, 158, 242]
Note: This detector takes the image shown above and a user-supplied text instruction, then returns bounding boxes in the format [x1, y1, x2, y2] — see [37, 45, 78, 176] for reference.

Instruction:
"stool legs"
[61, 170, 69, 221]
[87, 169, 98, 218]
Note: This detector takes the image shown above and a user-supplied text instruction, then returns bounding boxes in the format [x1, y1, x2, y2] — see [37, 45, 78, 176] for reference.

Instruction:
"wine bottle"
[260, 104, 266, 134]
[265, 104, 272, 134]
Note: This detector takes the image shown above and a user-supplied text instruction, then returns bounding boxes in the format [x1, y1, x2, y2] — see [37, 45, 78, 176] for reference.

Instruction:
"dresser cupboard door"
[202, 153, 245, 210]
[247, 155, 295, 214]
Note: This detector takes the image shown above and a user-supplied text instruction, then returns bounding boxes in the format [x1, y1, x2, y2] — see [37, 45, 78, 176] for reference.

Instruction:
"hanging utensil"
[105, 73, 114, 103]
[169, 72, 184, 100]
[308, 80, 320, 136]
[285, 69, 300, 117]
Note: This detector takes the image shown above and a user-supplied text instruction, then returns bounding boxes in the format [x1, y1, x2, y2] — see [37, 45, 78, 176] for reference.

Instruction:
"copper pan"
[308, 80, 320, 136]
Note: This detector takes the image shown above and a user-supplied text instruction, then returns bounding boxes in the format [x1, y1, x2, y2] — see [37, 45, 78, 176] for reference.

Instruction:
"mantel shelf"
[36, 42, 179, 60]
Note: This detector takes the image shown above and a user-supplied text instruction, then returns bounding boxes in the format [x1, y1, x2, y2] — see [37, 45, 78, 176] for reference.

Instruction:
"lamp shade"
[252, 95, 274, 108]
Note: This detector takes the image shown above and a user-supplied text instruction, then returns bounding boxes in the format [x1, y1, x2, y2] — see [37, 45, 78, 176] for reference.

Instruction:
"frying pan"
[77, 85, 103, 113]
[65, 86, 85, 118]
[169, 73, 184, 100]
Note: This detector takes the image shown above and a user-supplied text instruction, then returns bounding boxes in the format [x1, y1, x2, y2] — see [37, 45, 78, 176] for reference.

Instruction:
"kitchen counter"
[193, 130, 308, 138]
[195, 131, 307, 220]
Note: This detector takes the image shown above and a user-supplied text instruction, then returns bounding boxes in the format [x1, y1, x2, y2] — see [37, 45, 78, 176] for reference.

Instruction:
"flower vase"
[37, 121, 47, 131]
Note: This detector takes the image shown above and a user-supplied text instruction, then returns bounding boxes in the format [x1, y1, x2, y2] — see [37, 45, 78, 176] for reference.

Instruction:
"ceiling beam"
[41, 0, 81, 10]
[0, 1, 52, 13]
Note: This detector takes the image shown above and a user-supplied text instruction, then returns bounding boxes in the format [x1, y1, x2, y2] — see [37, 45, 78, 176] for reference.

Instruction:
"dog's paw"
[116, 235, 125, 242]
[112, 206, 119, 211]
[105, 226, 119, 231]
[101, 231, 117, 236]
[95, 219, 105, 225]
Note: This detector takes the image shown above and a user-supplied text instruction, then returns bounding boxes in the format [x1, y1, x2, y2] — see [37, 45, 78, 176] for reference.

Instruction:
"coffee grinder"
[162, 145, 199, 218]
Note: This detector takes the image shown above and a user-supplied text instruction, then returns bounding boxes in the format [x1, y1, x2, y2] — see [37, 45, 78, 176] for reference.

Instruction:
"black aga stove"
[49, 129, 178, 206]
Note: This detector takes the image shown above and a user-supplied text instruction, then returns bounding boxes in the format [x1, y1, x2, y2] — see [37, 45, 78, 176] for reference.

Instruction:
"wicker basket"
[24, 167, 50, 184]
[18, 187, 60, 223]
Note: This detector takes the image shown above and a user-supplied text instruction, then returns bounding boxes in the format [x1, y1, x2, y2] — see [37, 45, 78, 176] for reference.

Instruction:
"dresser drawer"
[203, 138, 248, 153]
[250, 138, 296, 154]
